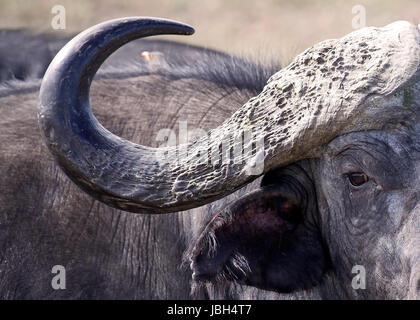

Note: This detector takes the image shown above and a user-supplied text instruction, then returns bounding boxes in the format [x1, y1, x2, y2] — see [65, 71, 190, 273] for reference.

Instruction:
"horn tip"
[130, 16, 195, 36]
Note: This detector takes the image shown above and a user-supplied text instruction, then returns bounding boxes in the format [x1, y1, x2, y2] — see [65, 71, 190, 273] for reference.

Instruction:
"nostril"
[190, 260, 218, 282]
[192, 271, 216, 282]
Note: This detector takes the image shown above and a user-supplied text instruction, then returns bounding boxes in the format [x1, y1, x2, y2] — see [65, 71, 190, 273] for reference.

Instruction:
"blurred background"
[0, 0, 419, 63]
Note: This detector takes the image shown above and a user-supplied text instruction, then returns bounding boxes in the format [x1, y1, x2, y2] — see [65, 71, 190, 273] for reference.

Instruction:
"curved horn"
[39, 18, 420, 214]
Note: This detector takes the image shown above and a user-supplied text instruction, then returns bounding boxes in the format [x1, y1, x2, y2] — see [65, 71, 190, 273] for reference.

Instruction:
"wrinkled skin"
[1, 30, 419, 300]
[189, 130, 420, 299]
[0, 32, 276, 299]
[316, 130, 420, 299]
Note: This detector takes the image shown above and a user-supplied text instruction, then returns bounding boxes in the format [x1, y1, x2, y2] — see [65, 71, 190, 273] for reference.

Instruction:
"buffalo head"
[38, 17, 420, 299]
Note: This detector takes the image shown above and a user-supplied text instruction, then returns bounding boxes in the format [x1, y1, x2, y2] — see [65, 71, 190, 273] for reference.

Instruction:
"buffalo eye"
[347, 172, 369, 186]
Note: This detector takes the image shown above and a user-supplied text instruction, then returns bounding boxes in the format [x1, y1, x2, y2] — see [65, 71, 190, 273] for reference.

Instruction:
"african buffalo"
[0, 19, 276, 299]
[2, 17, 420, 299]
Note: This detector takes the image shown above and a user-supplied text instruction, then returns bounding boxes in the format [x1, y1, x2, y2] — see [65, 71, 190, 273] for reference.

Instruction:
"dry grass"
[0, 0, 419, 63]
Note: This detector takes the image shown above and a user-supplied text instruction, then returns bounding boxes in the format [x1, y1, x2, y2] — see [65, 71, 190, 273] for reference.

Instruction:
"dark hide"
[0, 30, 279, 299]
[187, 164, 328, 293]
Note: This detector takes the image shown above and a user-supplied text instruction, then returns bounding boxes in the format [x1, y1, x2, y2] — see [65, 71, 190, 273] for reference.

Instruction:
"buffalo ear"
[188, 183, 327, 293]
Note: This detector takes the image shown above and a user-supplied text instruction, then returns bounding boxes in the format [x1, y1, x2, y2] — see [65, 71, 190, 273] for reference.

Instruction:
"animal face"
[36, 17, 420, 299]
[318, 130, 420, 299]
[188, 129, 420, 299]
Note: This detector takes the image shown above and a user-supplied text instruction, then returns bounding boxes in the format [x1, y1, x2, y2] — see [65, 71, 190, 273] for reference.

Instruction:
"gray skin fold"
[38, 17, 420, 214]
